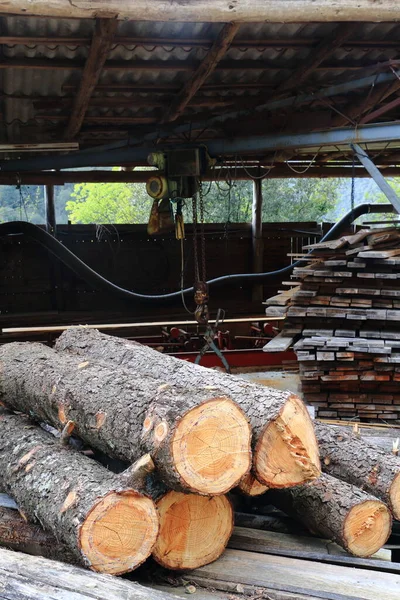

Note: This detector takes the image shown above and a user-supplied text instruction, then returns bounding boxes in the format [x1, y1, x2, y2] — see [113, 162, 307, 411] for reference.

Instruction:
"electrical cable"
[0, 203, 393, 305]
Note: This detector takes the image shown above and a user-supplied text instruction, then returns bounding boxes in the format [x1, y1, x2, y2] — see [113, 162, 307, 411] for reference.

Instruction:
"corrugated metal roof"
[1, 16, 400, 162]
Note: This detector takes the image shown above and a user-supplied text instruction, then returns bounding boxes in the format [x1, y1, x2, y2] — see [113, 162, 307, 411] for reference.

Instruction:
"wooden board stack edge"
[264, 227, 400, 423]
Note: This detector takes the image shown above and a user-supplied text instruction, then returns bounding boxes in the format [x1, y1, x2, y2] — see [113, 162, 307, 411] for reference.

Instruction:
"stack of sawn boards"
[0, 328, 399, 583]
[265, 227, 400, 423]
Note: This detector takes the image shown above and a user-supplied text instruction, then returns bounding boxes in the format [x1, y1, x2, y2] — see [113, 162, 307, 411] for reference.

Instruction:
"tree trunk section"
[0, 341, 251, 495]
[0, 411, 159, 574]
[268, 473, 392, 557]
[0, 546, 180, 600]
[315, 421, 400, 520]
[153, 491, 233, 570]
[55, 328, 321, 488]
[237, 473, 268, 496]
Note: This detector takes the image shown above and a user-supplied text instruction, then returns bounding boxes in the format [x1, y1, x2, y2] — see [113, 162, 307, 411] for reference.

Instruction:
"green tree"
[66, 182, 153, 224]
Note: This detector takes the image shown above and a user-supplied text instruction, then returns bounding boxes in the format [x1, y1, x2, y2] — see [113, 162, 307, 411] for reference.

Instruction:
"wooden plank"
[263, 331, 295, 353]
[5, 1, 400, 22]
[191, 548, 400, 600]
[358, 249, 400, 259]
[228, 527, 395, 571]
[65, 18, 118, 139]
[0, 547, 179, 600]
[163, 22, 240, 122]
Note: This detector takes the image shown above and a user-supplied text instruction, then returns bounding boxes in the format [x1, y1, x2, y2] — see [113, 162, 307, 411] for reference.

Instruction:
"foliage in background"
[0, 175, 392, 225]
[66, 182, 153, 224]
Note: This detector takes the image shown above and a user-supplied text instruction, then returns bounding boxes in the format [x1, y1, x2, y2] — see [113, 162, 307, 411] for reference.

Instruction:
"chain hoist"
[192, 180, 209, 325]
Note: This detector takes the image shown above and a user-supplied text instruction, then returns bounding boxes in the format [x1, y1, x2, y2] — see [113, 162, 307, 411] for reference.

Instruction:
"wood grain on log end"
[254, 395, 321, 488]
[389, 474, 400, 520]
[343, 500, 392, 557]
[153, 491, 233, 570]
[170, 397, 251, 495]
[237, 473, 268, 496]
[79, 489, 159, 575]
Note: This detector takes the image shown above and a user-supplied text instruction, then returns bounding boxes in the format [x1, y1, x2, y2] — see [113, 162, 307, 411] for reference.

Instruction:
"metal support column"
[351, 143, 400, 213]
[252, 177, 264, 303]
[44, 184, 56, 236]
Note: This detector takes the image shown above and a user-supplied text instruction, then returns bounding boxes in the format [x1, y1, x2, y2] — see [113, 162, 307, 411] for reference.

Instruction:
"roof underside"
[2, 16, 400, 175]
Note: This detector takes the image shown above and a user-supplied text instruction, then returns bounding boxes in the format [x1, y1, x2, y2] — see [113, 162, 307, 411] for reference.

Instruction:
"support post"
[44, 184, 56, 235]
[351, 143, 400, 214]
[252, 178, 264, 303]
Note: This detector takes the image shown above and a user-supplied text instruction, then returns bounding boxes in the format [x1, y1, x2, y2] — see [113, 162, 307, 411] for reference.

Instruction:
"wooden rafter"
[274, 23, 358, 95]
[331, 78, 400, 127]
[162, 22, 240, 123]
[3, 1, 400, 23]
[64, 18, 118, 140]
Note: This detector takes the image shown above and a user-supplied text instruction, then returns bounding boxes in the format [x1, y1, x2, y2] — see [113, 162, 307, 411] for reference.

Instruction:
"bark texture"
[0, 411, 158, 574]
[0, 341, 251, 494]
[55, 328, 321, 488]
[0, 506, 75, 562]
[315, 421, 400, 520]
[268, 473, 392, 557]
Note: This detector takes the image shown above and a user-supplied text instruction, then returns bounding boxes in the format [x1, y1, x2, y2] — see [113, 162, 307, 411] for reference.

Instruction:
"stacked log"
[0, 342, 251, 495]
[264, 227, 400, 423]
[54, 327, 321, 489]
[267, 473, 392, 558]
[0, 410, 159, 575]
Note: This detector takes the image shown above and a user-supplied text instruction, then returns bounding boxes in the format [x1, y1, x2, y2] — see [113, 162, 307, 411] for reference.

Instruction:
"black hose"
[0, 203, 393, 304]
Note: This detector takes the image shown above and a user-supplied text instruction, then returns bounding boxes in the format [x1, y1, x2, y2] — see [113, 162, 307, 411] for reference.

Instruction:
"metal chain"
[198, 179, 206, 282]
[191, 193, 200, 284]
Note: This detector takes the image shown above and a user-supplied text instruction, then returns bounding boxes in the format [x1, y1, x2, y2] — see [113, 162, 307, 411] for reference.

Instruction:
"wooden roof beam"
[3, 1, 400, 22]
[274, 23, 358, 95]
[162, 22, 240, 123]
[64, 18, 118, 140]
[331, 79, 400, 127]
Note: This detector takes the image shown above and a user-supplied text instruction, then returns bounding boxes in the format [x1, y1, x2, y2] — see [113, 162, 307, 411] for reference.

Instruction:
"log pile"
[0, 328, 396, 581]
[264, 227, 400, 423]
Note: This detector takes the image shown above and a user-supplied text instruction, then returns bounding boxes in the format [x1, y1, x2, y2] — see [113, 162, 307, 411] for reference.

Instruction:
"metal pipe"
[351, 143, 400, 213]
[3, 121, 400, 172]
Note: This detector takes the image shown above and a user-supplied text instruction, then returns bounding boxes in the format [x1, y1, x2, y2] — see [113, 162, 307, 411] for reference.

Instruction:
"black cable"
[0, 203, 393, 305]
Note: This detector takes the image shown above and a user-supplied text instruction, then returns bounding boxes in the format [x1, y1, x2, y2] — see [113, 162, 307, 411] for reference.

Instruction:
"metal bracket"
[350, 143, 400, 214]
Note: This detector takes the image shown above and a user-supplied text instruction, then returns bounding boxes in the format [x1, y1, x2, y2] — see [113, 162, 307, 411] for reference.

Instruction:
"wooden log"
[153, 491, 233, 570]
[0, 411, 159, 574]
[315, 421, 400, 520]
[237, 473, 268, 496]
[0, 506, 76, 562]
[1, 456, 231, 572]
[0, 342, 251, 495]
[55, 328, 321, 488]
[0, 546, 180, 600]
[267, 473, 392, 558]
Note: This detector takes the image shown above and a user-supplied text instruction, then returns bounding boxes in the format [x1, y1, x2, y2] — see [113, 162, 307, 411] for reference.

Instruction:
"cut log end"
[238, 473, 269, 496]
[153, 491, 233, 570]
[79, 490, 159, 575]
[389, 473, 400, 520]
[172, 397, 251, 495]
[343, 500, 392, 557]
[254, 395, 321, 488]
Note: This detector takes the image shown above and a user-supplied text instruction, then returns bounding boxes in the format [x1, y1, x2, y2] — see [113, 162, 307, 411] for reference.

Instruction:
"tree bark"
[0, 341, 251, 495]
[315, 421, 400, 520]
[55, 328, 321, 488]
[0, 546, 180, 600]
[0, 411, 159, 574]
[0, 506, 76, 562]
[267, 473, 392, 557]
